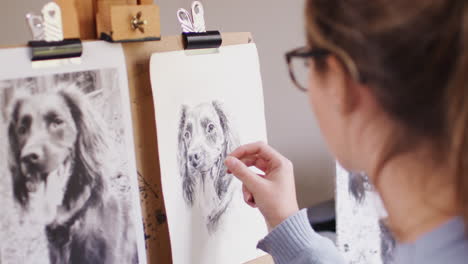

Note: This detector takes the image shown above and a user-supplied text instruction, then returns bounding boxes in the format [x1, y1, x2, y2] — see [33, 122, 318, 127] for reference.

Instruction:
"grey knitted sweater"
[257, 209, 468, 264]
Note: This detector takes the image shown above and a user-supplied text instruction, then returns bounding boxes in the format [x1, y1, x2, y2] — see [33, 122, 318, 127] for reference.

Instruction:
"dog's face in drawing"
[9, 93, 78, 194]
[178, 100, 239, 226]
[181, 103, 226, 173]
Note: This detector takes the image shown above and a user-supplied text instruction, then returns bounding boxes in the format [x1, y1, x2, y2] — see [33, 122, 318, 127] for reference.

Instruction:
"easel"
[124, 34, 272, 264]
[4, 0, 273, 263]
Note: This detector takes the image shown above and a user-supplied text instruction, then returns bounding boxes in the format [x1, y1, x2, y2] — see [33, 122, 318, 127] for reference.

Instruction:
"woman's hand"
[225, 141, 299, 231]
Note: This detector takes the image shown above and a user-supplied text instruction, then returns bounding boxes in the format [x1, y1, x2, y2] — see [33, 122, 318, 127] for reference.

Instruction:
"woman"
[225, 1, 468, 264]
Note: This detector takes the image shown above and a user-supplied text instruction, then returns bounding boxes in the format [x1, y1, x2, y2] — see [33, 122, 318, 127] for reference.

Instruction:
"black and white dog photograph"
[0, 69, 142, 264]
[336, 166, 396, 264]
[177, 101, 240, 233]
[347, 172, 396, 264]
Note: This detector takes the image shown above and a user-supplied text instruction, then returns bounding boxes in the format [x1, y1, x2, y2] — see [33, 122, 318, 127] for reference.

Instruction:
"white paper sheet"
[0, 42, 147, 264]
[150, 43, 268, 264]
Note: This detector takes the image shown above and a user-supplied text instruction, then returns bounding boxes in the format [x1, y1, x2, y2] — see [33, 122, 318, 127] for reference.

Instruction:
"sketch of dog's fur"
[178, 101, 239, 233]
[7, 85, 137, 264]
[348, 172, 396, 264]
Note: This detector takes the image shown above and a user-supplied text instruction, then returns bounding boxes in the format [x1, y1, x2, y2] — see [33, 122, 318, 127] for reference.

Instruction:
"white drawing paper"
[0, 42, 147, 264]
[150, 43, 268, 264]
[336, 164, 395, 264]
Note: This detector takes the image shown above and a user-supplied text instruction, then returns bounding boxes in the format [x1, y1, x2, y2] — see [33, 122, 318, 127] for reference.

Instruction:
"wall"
[0, 0, 335, 208]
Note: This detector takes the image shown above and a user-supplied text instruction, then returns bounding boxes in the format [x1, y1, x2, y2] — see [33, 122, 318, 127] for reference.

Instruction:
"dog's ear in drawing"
[212, 101, 240, 200]
[7, 92, 30, 207]
[59, 85, 110, 208]
[178, 105, 195, 206]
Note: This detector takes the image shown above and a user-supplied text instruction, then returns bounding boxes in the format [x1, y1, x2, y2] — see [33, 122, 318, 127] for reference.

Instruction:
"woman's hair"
[305, 1, 468, 225]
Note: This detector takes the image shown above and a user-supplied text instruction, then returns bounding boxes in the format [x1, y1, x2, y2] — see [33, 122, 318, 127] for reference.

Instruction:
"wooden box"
[97, 4, 161, 42]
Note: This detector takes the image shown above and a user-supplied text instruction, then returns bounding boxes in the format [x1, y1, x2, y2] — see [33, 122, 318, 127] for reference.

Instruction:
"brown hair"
[305, 1, 468, 225]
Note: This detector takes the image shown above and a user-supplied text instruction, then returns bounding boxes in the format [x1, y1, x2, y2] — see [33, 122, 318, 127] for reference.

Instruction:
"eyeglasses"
[285, 46, 330, 92]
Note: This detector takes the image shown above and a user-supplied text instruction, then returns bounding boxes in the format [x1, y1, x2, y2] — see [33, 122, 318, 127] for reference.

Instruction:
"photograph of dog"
[346, 172, 396, 264]
[177, 101, 240, 233]
[0, 70, 141, 264]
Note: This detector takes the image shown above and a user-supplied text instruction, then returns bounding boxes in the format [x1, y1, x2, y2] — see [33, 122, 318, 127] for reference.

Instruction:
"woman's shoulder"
[394, 217, 468, 264]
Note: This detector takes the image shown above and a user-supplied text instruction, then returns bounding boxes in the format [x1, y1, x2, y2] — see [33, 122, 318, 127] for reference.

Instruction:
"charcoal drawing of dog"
[348, 172, 396, 264]
[7, 85, 138, 264]
[178, 101, 240, 233]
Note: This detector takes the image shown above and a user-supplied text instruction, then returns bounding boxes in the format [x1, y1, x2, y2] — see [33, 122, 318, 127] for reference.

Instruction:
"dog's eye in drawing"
[184, 131, 191, 140]
[206, 123, 215, 134]
[17, 116, 31, 135]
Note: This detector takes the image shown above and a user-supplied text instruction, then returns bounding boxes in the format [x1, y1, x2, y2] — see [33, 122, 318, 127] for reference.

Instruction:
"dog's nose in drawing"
[188, 152, 202, 168]
[21, 147, 44, 167]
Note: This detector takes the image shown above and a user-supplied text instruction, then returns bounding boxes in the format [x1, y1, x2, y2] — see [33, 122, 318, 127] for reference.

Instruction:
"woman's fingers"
[226, 144, 299, 231]
[227, 155, 268, 174]
[229, 141, 283, 165]
[243, 184, 257, 208]
[225, 156, 266, 190]
[239, 156, 269, 172]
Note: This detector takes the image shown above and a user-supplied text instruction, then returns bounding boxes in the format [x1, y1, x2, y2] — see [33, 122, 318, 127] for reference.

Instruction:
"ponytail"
[448, 2, 468, 228]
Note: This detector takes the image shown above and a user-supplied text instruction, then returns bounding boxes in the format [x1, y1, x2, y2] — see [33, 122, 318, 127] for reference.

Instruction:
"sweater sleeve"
[257, 209, 347, 264]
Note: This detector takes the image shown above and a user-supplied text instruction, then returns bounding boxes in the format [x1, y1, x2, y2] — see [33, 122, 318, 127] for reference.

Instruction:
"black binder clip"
[26, 2, 82, 67]
[182, 31, 222, 50]
[178, 1, 223, 50]
[28, 39, 83, 62]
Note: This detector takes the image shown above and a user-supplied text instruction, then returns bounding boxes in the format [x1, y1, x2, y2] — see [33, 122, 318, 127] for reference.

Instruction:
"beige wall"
[0, 0, 335, 208]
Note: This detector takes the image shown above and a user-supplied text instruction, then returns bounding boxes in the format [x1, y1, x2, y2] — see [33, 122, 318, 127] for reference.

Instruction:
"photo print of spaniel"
[347, 172, 396, 264]
[0, 70, 141, 264]
[177, 101, 240, 233]
[336, 166, 396, 264]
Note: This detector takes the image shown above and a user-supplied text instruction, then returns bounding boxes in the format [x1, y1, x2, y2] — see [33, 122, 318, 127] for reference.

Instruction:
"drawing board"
[150, 43, 268, 264]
